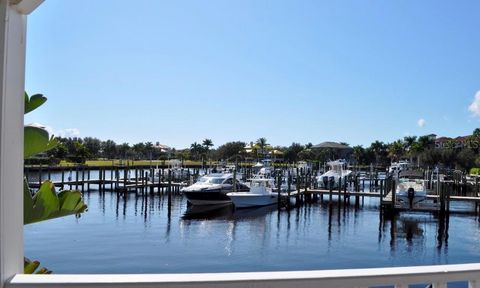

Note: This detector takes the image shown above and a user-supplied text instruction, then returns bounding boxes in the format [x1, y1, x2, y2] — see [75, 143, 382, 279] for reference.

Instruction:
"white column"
[0, 1, 42, 287]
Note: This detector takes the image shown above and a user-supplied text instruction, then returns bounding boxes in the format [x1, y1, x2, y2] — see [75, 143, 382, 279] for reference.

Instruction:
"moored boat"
[181, 173, 249, 205]
[227, 178, 278, 208]
[316, 159, 352, 189]
[395, 170, 427, 208]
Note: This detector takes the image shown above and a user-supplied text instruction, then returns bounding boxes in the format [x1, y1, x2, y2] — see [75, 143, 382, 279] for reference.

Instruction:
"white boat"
[181, 173, 249, 205]
[388, 160, 411, 176]
[227, 178, 278, 208]
[316, 159, 352, 189]
[395, 170, 427, 208]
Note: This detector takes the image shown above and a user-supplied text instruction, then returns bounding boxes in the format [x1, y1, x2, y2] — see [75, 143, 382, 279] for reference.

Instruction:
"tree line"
[28, 129, 480, 172]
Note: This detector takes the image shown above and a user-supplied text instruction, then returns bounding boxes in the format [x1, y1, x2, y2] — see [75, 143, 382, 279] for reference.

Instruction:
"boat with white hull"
[227, 178, 278, 208]
[395, 170, 427, 208]
[316, 159, 352, 189]
[182, 173, 249, 205]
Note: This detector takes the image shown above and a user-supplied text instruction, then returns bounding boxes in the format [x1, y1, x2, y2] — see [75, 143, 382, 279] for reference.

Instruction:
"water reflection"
[29, 191, 473, 274]
[104, 192, 453, 256]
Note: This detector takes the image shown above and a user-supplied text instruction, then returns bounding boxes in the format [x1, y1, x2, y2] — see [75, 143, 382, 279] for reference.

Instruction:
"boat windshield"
[251, 180, 270, 188]
[197, 177, 226, 184]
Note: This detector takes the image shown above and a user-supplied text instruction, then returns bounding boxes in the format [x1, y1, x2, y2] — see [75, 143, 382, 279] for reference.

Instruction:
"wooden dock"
[24, 164, 480, 216]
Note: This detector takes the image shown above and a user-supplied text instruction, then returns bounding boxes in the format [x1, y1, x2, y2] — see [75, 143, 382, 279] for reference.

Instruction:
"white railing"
[7, 263, 480, 288]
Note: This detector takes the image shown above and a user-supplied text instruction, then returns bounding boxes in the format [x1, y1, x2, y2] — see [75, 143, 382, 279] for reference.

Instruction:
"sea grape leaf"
[24, 92, 47, 114]
[24, 126, 59, 159]
[24, 180, 88, 225]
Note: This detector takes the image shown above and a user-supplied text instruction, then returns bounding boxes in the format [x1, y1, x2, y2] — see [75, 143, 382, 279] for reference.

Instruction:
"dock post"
[123, 167, 127, 194]
[329, 179, 333, 204]
[135, 168, 138, 194]
[38, 164, 42, 187]
[391, 178, 396, 209]
[447, 182, 451, 213]
[115, 168, 119, 190]
[81, 167, 85, 192]
[99, 168, 102, 192]
[87, 169, 91, 191]
[338, 177, 342, 208]
[75, 166, 79, 190]
[47, 167, 51, 181]
[296, 168, 300, 206]
[287, 170, 291, 207]
[380, 179, 384, 197]
[355, 175, 360, 204]
[168, 169, 172, 209]
[110, 168, 114, 191]
[440, 180, 445, 214]
[304, 171, 309, 203]
[277, 173, 281, 209]
[344, 177, 348, 205]
[61, 169, 65, 190]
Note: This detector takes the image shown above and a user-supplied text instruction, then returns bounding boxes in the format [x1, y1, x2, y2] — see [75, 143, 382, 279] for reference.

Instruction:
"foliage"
[284, 143, 304, 163]
[24, 258, 51, 274]
[24, 180, 87, 225]
[215, 141, 245, 161]
[470, 168, 480, 175]
[24, 92, 88, 273]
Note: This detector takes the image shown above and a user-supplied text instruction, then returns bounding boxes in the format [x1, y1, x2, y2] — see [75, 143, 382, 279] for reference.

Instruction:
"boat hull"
[396, 191, 427, 206]
[227, 193, 278, 208]
[183, 191, 232, 205]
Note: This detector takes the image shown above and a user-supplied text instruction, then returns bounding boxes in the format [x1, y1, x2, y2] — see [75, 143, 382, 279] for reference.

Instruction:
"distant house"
[434, 135, 471, 149]
[426, 134, 437, 141]
[154, 142, 172, 153]
[435, 137, 452, 149]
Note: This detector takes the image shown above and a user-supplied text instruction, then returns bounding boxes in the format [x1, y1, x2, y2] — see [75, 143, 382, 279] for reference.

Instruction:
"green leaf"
[24, 258, 51, 274]
[24, 126, 59, 159]
[24, 92, 47, 114]
[24, 180, 88, 225]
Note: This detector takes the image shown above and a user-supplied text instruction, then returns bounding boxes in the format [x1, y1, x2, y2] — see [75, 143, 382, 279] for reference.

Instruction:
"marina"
[25, 164, 480, 215]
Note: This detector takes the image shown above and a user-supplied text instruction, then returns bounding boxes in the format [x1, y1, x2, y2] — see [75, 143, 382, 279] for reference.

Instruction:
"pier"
[25, 164, 480, 216]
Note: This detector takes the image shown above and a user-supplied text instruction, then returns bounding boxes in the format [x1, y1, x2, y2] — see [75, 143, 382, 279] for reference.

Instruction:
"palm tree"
[256, 137, 268, 158]
[190, 142, 203, 160]
[474, 128, 480, 138]
[403, 136, 417, 152]
[370, 141, 387, 165]
[202, 139, 213, 152]
[202, 139, 214, 163]
[352, 145, 365, 165]
[388, 140, 405, 162]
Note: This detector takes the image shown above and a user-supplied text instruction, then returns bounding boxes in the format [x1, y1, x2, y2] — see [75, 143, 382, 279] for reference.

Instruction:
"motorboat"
[395, 170, 427, 208]
[252, 159, 274, 178]
[316, 159, 352, 189]
[227, 178, 278, 208]
[181, 173, 249, 205]
[388, 160, 410, 176]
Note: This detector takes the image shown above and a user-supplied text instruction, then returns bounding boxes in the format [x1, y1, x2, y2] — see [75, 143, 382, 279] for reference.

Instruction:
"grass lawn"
[58, 159, 206, 167]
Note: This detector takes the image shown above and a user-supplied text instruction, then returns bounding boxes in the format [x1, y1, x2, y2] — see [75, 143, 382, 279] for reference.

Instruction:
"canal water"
[24, 189, 480, 274]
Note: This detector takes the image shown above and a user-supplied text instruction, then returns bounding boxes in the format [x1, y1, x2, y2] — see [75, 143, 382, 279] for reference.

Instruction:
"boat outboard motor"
[407, 187, 415, 209]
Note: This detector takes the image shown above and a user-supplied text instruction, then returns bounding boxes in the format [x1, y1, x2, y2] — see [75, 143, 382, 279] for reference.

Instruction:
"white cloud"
[58, 128, 80, 137]
[417, 118, 426, 128]
[37, 124, 80, 138]
[469, 91, 480, 117]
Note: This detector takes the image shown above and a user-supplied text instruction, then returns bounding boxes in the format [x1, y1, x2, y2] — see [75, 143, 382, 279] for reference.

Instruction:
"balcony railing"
[7, 263, 480, 288]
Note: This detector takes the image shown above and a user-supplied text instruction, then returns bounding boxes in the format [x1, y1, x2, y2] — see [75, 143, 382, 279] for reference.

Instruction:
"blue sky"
[24, 0, 480, 149]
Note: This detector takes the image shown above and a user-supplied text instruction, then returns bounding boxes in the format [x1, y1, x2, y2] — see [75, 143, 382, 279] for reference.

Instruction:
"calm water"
[24, 187, 480, 274]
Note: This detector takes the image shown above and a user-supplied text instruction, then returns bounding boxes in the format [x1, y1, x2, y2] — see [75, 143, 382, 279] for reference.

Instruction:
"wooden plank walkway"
[305, 189, 382, 198]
